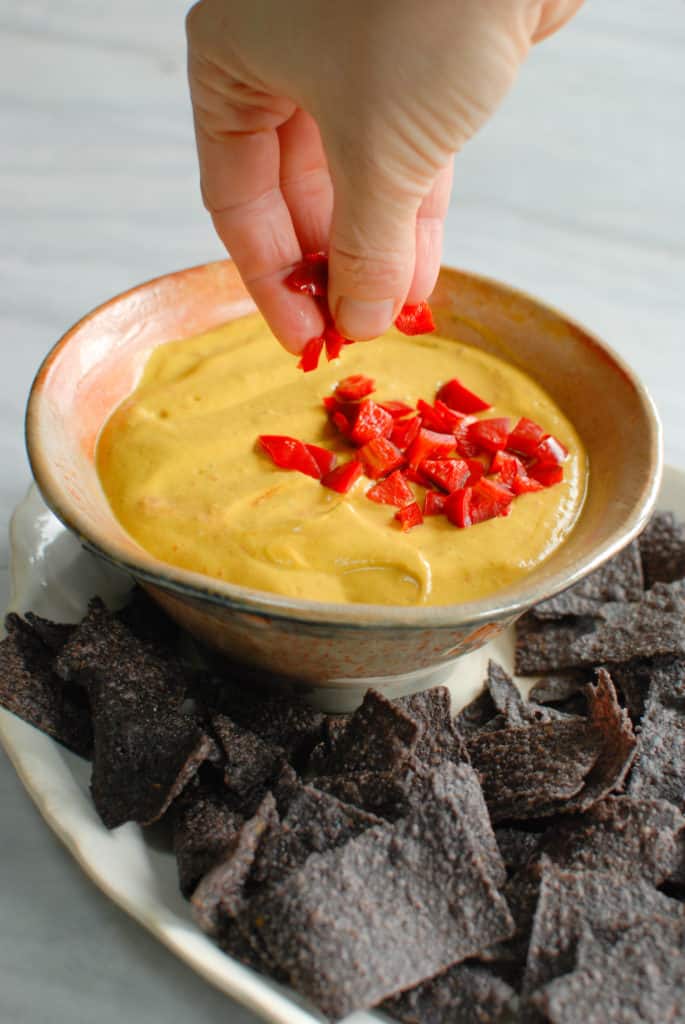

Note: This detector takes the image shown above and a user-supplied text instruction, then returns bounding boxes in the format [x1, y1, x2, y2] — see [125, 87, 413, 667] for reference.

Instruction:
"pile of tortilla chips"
[2, 512, 685, 1022]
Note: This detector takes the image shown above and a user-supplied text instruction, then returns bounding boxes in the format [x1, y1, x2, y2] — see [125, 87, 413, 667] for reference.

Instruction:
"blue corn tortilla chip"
[396, 686, 469, 765]
[172, 787, 245, 898]
[311, 766, 425, 822]
[530, 917, 685, 1024]
[0, 613, 92, 757]
[381, 962, 517, 1024]
[568, 594, 685, 666]
[211, 714, 285, 813]
[639, 511, 685, 588]
[531, 540, 644, 620]
[241, 763, 513, 1019]
[515, 615, 599, 675]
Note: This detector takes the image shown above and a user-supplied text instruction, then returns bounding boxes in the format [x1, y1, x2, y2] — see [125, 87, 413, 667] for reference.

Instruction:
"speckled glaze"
[25, 261, 662, 709]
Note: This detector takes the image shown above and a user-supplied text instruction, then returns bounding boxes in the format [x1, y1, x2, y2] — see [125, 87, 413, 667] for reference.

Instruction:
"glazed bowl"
[25, 261, 662, 710]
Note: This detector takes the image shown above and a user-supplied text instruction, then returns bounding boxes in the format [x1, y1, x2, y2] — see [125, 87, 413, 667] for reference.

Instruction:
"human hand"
[186, 0, 583, 351]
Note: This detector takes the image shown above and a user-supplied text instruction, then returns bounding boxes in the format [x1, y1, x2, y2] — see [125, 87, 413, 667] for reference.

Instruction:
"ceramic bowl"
[25, 261, 662, 710]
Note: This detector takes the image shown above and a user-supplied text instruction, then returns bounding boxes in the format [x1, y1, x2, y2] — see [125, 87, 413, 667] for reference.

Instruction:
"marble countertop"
[2, 1, 684, 1021]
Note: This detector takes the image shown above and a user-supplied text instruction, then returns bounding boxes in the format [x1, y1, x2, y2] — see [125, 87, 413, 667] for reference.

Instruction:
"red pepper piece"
[528, 464, 564, 488]
[406, 428, 457, 470]
[297, 335, 325, 372]
[465, 458, 485, 485]
[404, 465, 432, 487]
[469, 478, 515, 524]
[324, 325, 346, 362]
[335, 375, 376, 402]
[323, 395, 341, 414]
[532, 435, 569, 468]
[416, 399, 449, 432]
[390, 414, 421, 451]
[445, 486, 473, 528]
[378, 401, 414, 418]
[258, 435, 322, 479]
[348, 400, 394, 446]
[395, 501, 424, 530]
[437, 378, 491, 414]
[491, 450, 544, 494]
[394, 302, 436, 336]
[359, 438, 406, 479]
[305, 444, 337, 478]
[285, 252, 328, 296]
[423, 490, 447, 516]
[466, 417, 511, 454]
[434, 399, 467, 431]
[421, 458, 470, 494]
[322, 459, 363, 493]
[332, 411, 352, 437]
[506, 417, 548, 457]
[366, 470, 414, 508]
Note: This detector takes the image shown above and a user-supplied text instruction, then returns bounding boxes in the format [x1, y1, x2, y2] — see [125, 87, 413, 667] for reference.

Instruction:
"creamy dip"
[97, 314, 586, 606]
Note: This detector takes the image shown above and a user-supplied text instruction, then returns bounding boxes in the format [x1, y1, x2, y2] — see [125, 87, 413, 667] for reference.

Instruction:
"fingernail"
[335, 298, 395, 341]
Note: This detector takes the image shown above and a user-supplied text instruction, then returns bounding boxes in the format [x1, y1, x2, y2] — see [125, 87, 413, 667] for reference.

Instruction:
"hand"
[186, 0, 583, 350]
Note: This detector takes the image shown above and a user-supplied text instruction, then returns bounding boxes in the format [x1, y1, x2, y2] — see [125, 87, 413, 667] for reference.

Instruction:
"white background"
[1, 2, 683, 1021]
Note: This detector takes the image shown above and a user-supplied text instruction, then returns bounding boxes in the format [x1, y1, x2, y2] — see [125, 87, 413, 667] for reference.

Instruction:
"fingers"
[406, 159, 454, 305]
[532, 0, 585, 43]
[279, 109, 334, 256]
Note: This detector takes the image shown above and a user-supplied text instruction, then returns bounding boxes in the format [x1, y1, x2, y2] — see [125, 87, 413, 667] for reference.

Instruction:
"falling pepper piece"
[297, 336, 325, 372]
[394, 302, 436, 336]
[285, 252, 328, 296]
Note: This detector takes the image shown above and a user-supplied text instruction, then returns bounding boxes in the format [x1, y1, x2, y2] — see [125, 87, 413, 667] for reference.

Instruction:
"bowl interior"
[26, 261, 661, 627]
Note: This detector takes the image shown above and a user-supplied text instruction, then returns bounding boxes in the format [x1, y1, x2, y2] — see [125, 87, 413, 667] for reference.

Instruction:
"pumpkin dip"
[96, 313, 586, 606]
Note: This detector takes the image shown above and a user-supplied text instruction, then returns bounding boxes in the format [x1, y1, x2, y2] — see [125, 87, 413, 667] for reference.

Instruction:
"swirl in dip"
[97, 313, 587, 606]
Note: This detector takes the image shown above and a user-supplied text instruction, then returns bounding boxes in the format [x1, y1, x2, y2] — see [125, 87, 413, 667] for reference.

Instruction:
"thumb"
[326, 155, 427, 342]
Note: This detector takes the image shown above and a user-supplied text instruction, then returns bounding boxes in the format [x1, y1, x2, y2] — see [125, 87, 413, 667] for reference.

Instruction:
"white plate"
[2, 470, 683, 1024]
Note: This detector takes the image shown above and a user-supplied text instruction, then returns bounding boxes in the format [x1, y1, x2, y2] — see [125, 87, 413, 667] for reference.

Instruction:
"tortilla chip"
[381, 962, 516, 1024]
[486, 660, 564, 728]
[495, 828, 544, 874]
[478, 860, 545, 973]
[172, 787, 244, 897]
[23, 611, 77, 653]
[532, 541, 644, 620]
[531, 917, 685, 1023]
[522, 864, 685, 996]
[211, 714, 285, 812]
[311, 767, 424, 822]
[0, 613, 92, 757]
[639, 510, 685, 588]
[310, 688, 420, 775]
[397, 686, 469, 765]
[568, 597, 685, 666]
[454, 687, 498, 735]
[466, 719, 600, 823]
[242, 763, 513, 1019]
[539, 796, 685, 886]
[250, 778, 383, 886]
[191, 792, 278, 937]
[515, 615, 598, 675]
[528, 673, 586, 706]
[628, 695, 685, 810]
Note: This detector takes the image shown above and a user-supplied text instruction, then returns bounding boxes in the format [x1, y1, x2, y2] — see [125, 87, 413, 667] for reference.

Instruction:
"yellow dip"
[97, 314, 586, 606]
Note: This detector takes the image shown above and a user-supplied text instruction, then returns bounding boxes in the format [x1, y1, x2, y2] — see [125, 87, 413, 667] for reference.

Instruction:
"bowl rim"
[25, 259, 663, 630]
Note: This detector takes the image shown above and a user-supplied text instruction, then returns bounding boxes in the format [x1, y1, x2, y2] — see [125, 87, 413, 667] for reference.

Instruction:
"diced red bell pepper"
[528, 464, 564, 487]
[305, 444, 337, 478]
[390, 414, 421, 451]
[433, 399, 467, 431]
[322, 459, 363, 493]
[490, 450, 544, 494]
[469, 478, 515, 524]
[348, 400, 394, 446]
[466, 417, 511, 453]
[332, 410, 352, 437]
[445, 487, 473, 528]
[420, 458, 470, 494]
[324, 325, 346, 362]
[532, 435, 569, 468]
[394, 302, 435, 336]
[465, 458, 485, 485]
[416, 399, 450, 432]
[506, 417, 548, 457]
[335, 375, 376, 402]
[454, 424, 481, 459]
[437, 378, 491, 414]
[359, 437, 406, 479]
[395, 501, 424, 530]
[297, 335, 325, 372]
[259, 435, 322, 479]
[404, 465, 432, 487]
[405, 428, 457, 470]
[423, 490, 447, 516]
[366, 470, 414, 508]
[378, 401, 414, 418]
[285, 252, 328, 296]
